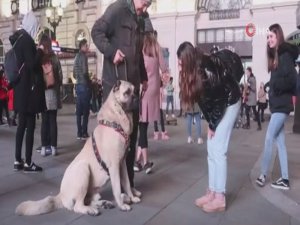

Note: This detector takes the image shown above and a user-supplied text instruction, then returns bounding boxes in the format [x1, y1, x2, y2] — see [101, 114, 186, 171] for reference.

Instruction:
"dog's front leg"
[109, 165, 131, 211]
[120, 161, 141, 204]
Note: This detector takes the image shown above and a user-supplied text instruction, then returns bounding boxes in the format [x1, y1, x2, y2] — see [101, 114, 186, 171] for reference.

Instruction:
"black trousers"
[154, 109, 165, 132]
[127, 108, 139, 188]
[257, 102, 266, 122]
[138, 122, 149, 148]
[0, 99, 9, 123]
[15, 112, 36, 165]
[245, 105, 261, 127]
[41, 110, 58, 147]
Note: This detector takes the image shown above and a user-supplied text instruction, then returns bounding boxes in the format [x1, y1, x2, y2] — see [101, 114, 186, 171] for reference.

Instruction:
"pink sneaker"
[153, 132, 159, 140]
[202, 193, 226, 213]
[161, 131, 169, 140]
[195, 190, 215, 208]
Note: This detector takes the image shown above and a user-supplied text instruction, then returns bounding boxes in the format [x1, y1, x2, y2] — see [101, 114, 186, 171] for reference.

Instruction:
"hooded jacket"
[268, 42, 298, 114]
[9, 12, 45, 114]
[91, 0, 147, 101]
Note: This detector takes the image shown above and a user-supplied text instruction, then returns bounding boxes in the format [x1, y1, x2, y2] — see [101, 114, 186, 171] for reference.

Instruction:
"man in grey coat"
[91, 0, 151, 190]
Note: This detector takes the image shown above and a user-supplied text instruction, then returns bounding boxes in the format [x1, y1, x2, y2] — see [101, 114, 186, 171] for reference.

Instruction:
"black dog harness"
[92, 119, 130, 176]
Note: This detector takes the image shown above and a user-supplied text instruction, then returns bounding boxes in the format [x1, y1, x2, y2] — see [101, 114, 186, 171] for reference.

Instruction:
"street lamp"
[45, 1, 63, 40]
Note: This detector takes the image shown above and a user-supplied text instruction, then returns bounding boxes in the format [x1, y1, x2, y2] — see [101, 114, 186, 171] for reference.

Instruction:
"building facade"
[0, 0, 299, 109]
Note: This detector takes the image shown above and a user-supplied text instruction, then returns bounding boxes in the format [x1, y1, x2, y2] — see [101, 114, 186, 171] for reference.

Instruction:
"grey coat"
[246, 75, 257, 106]
[91, 0, 147, 101]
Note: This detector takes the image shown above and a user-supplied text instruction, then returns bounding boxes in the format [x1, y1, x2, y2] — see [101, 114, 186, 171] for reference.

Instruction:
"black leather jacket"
[198, 52, 242, 131]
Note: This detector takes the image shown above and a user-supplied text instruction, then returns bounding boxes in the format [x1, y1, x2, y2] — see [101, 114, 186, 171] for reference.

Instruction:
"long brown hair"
[143, 32, 159, 57]
[39, 33, 54, 64]
[267, 23, 285, 72]
[176, 42, 202, 110]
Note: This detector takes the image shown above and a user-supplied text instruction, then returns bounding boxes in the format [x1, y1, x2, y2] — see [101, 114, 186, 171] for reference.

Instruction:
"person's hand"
[113, 49, 125, 65]
[207, 127, 215, 140]
[142, 80, 148, 91]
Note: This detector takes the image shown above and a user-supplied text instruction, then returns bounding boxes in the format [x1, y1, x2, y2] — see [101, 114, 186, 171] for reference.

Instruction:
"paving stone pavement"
[0, 104, 299, 225]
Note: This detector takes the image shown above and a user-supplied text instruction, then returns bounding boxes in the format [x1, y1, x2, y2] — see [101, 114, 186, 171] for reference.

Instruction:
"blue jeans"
[76, 84, 91, 136]
[261, 113, 289, 179]
[166, 96, 174, 115]
[207, 100, 241, 193]
[186, 113, 201, 138]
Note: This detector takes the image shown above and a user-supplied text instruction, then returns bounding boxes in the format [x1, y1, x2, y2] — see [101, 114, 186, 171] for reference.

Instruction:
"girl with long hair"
[177, 42, 242, 212]
[255, 24, 298, 190]
[134, 19, 168, 174]
[39, 34, 63, 156]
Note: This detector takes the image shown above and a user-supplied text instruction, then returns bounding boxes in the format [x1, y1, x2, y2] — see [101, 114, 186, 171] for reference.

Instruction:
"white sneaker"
[41, 147, 46, 157]
[187, 137, 193, 143]
[51, 146, 57, 156]
[197, 138, 204, 144]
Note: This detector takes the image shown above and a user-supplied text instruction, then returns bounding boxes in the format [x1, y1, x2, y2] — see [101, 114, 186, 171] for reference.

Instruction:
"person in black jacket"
[177, 42, 242, 213]
[10, 11, 45, 172]
[255, 24, 298, 190]
[91, 0, 151, 195]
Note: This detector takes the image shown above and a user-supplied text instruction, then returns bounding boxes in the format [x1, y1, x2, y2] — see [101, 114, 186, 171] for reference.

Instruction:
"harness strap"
[92, 132, 110, 176]
[98, 119, 130, 147]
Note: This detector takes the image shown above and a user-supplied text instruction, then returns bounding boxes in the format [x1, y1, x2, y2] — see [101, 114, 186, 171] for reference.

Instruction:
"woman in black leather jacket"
[255, 24, 298, 190]
[177, 42, 242, 213]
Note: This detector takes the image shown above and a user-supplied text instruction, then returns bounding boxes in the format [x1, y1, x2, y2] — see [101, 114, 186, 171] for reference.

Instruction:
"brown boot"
[202, 193, 226, 213]
[195, 189, 215, 208]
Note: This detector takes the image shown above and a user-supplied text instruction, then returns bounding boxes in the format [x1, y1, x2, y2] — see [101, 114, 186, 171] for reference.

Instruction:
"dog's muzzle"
[124, 91, 139, 112]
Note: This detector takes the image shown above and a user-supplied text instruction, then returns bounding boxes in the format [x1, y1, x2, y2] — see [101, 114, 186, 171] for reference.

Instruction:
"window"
[234, 28, 244, 41]
[216, 29, 224, 42]
[198, 30, 206, 43]
[206, 30, 215, 43]
[0, 39, 4, 64]
[225, 28, 233, 42]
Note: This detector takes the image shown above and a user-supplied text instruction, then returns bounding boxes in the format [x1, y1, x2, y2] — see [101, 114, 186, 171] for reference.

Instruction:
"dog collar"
[98, 119, 130, 147]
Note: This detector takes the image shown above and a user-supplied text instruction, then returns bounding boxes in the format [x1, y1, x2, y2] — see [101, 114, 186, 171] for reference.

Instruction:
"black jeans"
[15, 112, 36, 165]
[245, 105, 261, 128]
[0, 99, 9, 123]
[127, 108, 139, 188]
[154, 109, 165, 132]
[41, 110, 58, 147]
[138, 122, 149, 148]
[76, 84, 91, 136]
[257, 102, 266, 122]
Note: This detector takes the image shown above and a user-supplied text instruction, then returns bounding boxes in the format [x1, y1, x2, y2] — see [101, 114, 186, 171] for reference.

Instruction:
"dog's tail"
[15, 194, 63, 216]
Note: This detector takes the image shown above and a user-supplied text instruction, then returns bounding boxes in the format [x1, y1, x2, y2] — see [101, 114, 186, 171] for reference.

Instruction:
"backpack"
[213, 49, 244, 83]
[4, 34, 24, 84]
[42, 61, 55, 89]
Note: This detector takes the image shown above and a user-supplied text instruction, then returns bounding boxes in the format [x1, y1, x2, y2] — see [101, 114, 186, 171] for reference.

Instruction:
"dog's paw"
[130, 196, 141, 204]
[119, 204, 131, 211]
[87, 207, 101, 216]
[99, 200, 115, 209]
[121, 193, 131, 204]
[131, 187, 142, 198]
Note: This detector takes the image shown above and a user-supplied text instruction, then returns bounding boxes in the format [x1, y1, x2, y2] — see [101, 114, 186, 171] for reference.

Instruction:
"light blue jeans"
[261, 113, 289, 179]
[207, 100, 241, 193]
[186, 113, 201, 138]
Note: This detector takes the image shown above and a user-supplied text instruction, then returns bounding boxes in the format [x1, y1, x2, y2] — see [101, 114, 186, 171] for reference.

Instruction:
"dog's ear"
[113, 80, 122, 92]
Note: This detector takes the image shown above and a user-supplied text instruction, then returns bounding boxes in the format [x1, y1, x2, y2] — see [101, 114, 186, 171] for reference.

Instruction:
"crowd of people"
[0, 0, 299, 214]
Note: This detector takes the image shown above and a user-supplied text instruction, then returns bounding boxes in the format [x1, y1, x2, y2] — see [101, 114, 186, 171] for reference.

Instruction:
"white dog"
[16, 80, 141, 216]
